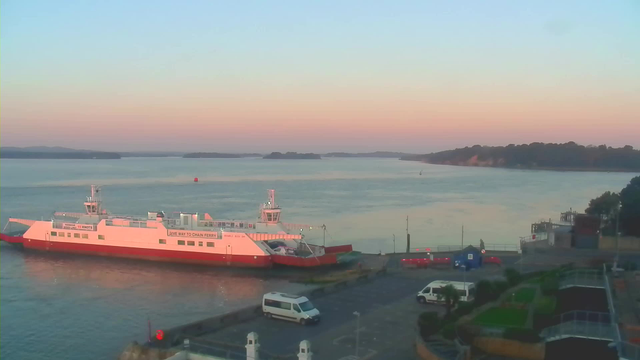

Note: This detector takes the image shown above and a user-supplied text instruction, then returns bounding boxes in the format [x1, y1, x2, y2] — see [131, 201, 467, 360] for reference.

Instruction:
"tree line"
[401, 142, 640, 171]
[586, 176, 640, 237]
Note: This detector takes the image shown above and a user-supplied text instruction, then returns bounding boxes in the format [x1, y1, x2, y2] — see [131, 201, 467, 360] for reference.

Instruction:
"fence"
[604, 264, 640, 360]
[182, 337, 301, 360]
[558, 269, 604, 289]
[542, 311, 613, 341]
[431, 244, 518, 253]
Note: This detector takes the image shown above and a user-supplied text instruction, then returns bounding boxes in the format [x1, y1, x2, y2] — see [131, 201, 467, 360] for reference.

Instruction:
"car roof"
[263, 292, 308, 301]
[424, 280, 474, 288]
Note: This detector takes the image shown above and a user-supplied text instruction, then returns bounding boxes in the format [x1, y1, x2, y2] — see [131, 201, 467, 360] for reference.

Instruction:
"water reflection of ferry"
[1, 186, 354, 268]
[16, 250, 296, 301]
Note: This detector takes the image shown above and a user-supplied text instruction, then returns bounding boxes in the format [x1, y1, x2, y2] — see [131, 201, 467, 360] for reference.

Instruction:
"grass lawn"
[473, 307, 528, 328]
[512, 287, 537, 304]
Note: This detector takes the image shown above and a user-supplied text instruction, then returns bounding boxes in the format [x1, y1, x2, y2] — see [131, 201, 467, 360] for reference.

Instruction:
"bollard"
[246, 332, 260, 360]
[298, 340, 312, 360]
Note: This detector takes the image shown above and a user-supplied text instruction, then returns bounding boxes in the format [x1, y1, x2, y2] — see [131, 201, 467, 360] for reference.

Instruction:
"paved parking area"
[197, 266, 509, 359]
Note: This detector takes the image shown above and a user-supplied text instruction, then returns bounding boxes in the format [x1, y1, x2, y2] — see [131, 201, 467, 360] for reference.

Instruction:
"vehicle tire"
[300, 319, 307, 326]
[418, 296, 426, 304]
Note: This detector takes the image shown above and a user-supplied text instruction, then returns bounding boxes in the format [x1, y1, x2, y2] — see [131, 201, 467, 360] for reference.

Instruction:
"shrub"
[442, 323, 457, 340]
[503, 328, 542, 343]
[443, 312, 460, 323]
[504, 268, 522, 287]
[455, 301, 476, 317]
[534, 296, 557, 315]
[418, 311, 441, 337]
[493, 280, 510, 296]
[474, 280, 497, 306]
[540, 276, 560, 296]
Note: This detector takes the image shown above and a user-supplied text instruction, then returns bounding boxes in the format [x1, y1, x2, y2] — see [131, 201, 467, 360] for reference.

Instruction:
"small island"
[263, 152, 321, 160]
[401, 142, 640, 172]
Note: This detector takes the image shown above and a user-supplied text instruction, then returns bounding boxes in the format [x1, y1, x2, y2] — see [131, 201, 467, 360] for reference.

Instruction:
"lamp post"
[353, 311, 361, 359]
[393, 234, 396, 254]
[616, 205, 620, 265]
[461, 265, 467, 298]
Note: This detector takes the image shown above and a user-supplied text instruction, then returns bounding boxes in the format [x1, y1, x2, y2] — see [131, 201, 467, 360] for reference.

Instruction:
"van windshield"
[299, 300, 315, 312]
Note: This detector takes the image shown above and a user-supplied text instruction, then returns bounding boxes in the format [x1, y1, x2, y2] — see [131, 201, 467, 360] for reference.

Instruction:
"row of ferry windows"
[50, 231, 104, 240]
[173, 239, 215, 247]
[49, 232, 213, 247]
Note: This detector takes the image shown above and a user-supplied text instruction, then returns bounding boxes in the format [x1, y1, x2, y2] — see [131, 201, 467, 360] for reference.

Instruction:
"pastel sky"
[1, 1, 639, 153]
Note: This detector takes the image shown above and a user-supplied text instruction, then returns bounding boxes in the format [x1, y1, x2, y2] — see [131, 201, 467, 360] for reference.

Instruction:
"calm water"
[0, 157, 635, 360]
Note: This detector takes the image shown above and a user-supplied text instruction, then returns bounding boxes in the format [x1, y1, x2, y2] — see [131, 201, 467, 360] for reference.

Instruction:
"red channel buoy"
[194, 177, 199, 183]
[156, 329, 164, 340]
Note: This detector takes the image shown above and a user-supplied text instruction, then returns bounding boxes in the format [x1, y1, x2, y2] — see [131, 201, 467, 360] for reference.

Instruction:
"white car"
[262, 292, 321, 325]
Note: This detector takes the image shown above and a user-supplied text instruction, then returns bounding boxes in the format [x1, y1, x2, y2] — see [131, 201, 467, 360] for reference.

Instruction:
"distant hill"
[1, 146, 94, 153]
[401, 142, 640, 172]
[263, 152, 321, 160]
[324, 151, 415, 158]
[183, 152, 262, 158]
[1, 150, 120, 159]
[121, 151, 185, 157]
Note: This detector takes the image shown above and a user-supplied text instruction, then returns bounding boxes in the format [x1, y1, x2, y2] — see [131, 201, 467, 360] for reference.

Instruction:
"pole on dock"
[406, 216, 410, 253]
[461, 225, 464, 250]
[393, 234, 396, 254]
[322, 224, 326, 247]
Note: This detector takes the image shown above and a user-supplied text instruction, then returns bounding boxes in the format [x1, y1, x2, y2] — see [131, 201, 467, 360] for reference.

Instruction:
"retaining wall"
[472, 337, 545, 360]
[415, 335, 446, 360]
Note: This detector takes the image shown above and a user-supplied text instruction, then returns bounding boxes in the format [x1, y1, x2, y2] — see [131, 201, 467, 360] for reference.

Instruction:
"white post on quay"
[298, 340, 313, 360]
[246, 332, 259, 360]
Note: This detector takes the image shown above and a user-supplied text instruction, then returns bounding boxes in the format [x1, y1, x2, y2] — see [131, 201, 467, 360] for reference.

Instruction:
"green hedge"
[442, 323, 457, 340]
[418, 311, 441, 337]
[534, 296, 557, 315]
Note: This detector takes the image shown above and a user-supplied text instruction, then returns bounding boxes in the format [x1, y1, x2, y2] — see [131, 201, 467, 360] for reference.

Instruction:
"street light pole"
[616, 206, 620, 265]
[353, 311, 361, 359]
[393, 234, 396, 254]
[462, 265, 466, 297]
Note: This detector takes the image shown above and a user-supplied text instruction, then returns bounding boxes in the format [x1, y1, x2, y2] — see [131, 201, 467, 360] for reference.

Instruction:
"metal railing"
[485, 244, 519, 252]
[604, 264, 640, 360]
[432, 244, 518, 253]
[620, 342, 640, 360]
[542, 311, 614, 341]
[182, 338, 297, 360]
[558, 269, 604, 289]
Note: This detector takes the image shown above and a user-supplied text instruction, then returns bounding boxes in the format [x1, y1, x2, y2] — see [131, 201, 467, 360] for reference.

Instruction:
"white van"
[416, 280, 475, 304]
[262, 292, 321, 325]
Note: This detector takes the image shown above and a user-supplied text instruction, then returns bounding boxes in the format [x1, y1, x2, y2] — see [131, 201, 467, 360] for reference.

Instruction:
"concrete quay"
[155, 264, 511, 360]
[123, 248, 640, 360]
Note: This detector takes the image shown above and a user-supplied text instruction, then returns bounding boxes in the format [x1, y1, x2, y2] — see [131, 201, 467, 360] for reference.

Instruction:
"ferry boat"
[0, 186, 354, 268]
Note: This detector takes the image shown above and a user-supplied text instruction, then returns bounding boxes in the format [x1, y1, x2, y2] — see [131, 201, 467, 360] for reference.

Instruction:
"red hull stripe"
[324, 244, 353, 254]
[3, 235, 272, 268]
[271, 253, 337, 267]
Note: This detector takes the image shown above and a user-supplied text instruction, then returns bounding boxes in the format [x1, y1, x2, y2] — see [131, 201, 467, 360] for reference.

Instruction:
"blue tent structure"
[453, 245, 483, 270]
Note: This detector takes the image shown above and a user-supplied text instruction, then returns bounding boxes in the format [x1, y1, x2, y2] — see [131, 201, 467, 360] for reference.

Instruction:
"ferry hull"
[1, 234, 272, 268]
